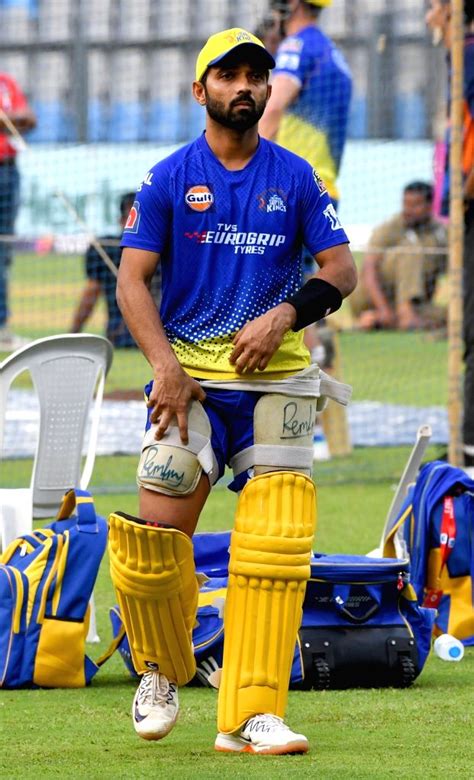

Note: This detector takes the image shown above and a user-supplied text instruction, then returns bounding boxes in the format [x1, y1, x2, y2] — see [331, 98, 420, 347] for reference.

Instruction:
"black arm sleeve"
[284, 277, 342, 331]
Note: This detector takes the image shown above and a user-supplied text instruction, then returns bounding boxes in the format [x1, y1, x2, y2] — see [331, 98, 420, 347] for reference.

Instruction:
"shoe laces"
[246, 715, 290, 734]
[138, 672, 177, 707]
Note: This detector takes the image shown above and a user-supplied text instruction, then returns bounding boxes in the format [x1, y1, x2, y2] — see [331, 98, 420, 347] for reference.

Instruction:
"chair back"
[0, 334, 113, 518]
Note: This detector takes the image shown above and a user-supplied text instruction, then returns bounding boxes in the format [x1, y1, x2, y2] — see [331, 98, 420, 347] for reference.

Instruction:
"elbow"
[340, 259, 358, 299]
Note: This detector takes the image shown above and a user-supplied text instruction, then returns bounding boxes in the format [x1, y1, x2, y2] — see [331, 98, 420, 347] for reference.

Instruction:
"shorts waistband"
[0, 157, 16, 166]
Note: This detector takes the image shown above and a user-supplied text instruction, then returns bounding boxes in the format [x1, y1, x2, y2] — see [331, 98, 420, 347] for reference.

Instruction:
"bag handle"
[332, 583, 382, 624]
[55, 488, 99, 534]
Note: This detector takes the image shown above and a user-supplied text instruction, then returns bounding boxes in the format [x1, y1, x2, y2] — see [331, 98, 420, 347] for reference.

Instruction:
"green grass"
[1, 482, 472, 778]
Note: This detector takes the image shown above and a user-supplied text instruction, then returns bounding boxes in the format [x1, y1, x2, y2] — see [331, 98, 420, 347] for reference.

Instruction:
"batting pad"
[108, 512, 198, 685]
[217, 471, 316, 734]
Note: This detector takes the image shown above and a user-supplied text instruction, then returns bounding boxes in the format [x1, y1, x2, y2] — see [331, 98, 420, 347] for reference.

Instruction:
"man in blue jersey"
[108, 27, 356, 755]
[259, 1, 352, 366]
[259, 0, 352, 207]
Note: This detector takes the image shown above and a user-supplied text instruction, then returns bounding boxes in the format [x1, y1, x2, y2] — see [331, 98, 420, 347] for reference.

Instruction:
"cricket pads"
[108, 512, 198, 685]
[217, 471, 316, 733]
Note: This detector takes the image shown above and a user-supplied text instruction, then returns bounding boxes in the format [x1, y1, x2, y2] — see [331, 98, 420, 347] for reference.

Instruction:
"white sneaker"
[132, 671, 179, 740]
[215, 714, 309, 755]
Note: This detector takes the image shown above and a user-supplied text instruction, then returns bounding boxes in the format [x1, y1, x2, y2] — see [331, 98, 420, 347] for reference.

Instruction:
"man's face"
[425, 0, 450, 45]
[402, 191, 432, 227]
[200, 62, 271, 132]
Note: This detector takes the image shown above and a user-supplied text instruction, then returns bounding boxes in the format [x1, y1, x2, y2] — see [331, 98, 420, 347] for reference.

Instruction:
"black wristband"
[284, 278, 342, 331]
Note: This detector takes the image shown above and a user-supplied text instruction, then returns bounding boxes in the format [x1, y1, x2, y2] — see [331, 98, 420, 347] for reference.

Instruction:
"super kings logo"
[185, 185, 214, 212]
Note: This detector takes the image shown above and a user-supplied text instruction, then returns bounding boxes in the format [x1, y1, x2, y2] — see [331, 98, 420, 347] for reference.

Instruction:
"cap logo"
[185, 185, 214, 212]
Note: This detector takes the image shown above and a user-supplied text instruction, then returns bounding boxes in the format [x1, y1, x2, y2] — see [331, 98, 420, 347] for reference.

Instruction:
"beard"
[203, 88, 267, 131]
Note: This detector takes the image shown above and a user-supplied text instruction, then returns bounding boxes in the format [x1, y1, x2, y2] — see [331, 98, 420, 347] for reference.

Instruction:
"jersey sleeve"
[299, 164, 349, 255]
[273, 34, 307, 86]
[121, 165, 172, 253]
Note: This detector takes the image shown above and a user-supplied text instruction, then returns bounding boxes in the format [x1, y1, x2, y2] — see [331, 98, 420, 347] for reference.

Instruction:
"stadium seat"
[147, 99, 183, 143]
[0, 334, 113, 639]
[347, 95, 367, 140]
[88, 99, 109, 142]
[28, 100, 76, 142]
[394, 93, 426, 140]
[108, 101, 145, 142]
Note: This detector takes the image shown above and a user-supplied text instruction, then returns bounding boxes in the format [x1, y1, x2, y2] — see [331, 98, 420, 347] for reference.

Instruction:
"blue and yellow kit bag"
[383, 461, 474, 646]
[0, 488, 107, 688]
[111, 532, 435, 690]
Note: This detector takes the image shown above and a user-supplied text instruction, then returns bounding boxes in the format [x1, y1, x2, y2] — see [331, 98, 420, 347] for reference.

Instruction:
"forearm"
[117, 277, 178, 371]
[71, 283, 100, 332]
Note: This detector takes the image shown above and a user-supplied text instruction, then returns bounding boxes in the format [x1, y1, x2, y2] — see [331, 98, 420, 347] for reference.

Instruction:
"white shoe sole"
[214, 732, 309, 755]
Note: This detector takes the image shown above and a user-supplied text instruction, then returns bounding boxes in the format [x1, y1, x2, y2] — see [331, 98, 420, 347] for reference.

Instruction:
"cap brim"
[207, 42, 275, 73]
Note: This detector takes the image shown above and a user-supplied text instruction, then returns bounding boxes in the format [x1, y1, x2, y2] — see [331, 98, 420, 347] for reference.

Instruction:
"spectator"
[0, 71, 36, 351]
[350, 182, 448, 331]
[426, 0, 474, 467]
[71, 192, 160, 347]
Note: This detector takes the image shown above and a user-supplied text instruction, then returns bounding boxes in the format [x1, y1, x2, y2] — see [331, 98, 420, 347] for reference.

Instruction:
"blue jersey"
[122, 133, 348, 380]
[273, 25, 352, 201]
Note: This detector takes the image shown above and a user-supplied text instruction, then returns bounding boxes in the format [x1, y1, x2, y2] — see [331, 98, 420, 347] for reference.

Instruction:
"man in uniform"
[71, 192, 158, 347]
[426, 0, 474, 466]
[0, 71, 36, 351]
[108, 27, 356, 755]
[259, 0, 352, 208]
[350, 181, 447, 331]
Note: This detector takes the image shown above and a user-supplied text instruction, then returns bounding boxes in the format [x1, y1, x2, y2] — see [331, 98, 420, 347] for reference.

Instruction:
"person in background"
[258, 0, 352, 364]
[426, 0, 474, 467]
[350, 181, 447, 331]
[71, 192, 160, 347]
[0, 71, 36, 351]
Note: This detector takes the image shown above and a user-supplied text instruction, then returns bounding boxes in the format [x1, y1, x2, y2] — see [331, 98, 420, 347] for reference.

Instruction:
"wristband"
[284, 278, 342, 331]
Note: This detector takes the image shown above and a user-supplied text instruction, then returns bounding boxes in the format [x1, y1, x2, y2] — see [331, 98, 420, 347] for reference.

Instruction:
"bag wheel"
[312, 657, 331, 690]
[393, 655, 416, 688]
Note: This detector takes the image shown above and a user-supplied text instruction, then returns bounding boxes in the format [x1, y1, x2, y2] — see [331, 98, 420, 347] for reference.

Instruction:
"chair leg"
[86, 593, 100, 643]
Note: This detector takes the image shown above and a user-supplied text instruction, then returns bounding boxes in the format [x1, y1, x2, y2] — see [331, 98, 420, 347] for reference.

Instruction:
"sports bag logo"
[185, 185, 214, 212]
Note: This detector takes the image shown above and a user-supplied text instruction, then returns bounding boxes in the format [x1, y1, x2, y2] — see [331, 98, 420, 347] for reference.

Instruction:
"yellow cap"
[195, 28, 275, 82]
[306, 0, 333, 5]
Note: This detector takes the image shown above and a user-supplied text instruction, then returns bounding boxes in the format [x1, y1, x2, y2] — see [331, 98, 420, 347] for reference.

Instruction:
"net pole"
[447, 0, 465, 467]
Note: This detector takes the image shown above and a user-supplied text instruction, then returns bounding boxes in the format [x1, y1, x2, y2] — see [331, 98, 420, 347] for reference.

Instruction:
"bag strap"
[438, 495, 456, 575]
[55, 488, 99, 534]
[423, 495, 457, 609]
[94, 624, 127, 668]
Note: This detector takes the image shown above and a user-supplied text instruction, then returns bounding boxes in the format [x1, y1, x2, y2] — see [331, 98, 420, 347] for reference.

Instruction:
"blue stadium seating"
[28, 101, 76, 142]
[88, 99, 109, 142]
[394, 93, 426, 140]
[108, 101, 146, 142]
[347, 95, 367, 140]
[146, 100, 182, 143]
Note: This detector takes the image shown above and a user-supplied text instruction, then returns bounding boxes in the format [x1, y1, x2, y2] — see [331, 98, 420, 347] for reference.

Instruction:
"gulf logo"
[185, 185, 214, 212]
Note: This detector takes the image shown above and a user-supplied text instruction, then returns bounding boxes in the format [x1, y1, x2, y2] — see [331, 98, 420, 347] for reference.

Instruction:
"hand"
[229, 303, 296, 374]
[376, 304, 396, 329]
[147, 361, 206, 444]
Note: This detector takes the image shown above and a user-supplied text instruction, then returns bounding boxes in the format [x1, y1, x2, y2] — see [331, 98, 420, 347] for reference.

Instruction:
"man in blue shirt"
[108, 27, 356, 756]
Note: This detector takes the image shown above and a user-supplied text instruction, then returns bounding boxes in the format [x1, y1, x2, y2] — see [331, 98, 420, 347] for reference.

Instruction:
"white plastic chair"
[0, 334, 113, 640]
